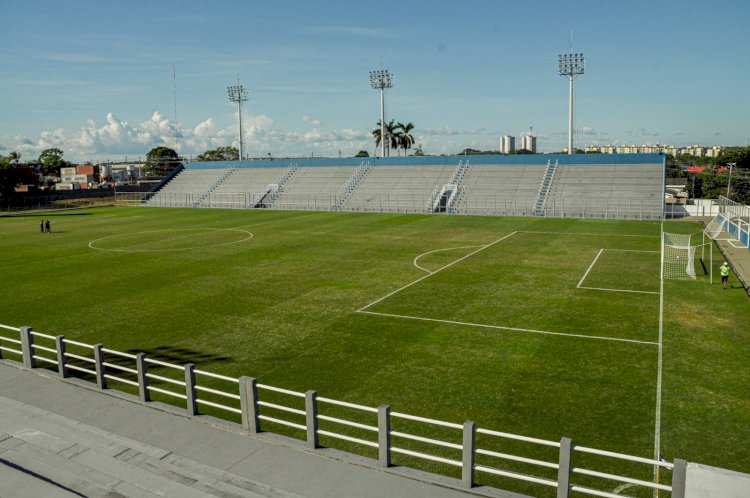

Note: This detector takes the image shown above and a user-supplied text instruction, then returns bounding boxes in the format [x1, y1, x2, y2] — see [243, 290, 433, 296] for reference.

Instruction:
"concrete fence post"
[184, 363, 198, 416]
[671, 459, 687, 498]
[55, 335, 67, 378]
[557, 437, 573, 498]
[462, 420, 476, 488]
[93, 344, 106, 389]
[305, 390, 319, 449]
[240, 376, 260, 433]
[378, 404, 391, 468]
[136, 353, 149, 403]
[20, 326, 36, 369]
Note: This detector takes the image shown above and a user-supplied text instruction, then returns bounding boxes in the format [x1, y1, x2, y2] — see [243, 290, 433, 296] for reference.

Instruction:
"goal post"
[662, 232, 713, 283]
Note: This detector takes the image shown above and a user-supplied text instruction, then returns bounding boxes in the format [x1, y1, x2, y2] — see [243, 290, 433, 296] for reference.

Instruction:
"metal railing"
[0, 323, 686, 497]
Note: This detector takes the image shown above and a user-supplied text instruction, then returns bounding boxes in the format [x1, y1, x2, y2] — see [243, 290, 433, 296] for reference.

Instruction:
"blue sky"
[1, 0, 749, 163]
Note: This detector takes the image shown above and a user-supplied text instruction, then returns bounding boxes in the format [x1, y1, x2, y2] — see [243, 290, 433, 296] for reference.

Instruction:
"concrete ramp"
[686, 462, 750, 498]
[0, 364, 481, 498]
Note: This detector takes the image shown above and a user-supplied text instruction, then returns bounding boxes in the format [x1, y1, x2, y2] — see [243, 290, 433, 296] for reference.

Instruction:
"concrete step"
[0, 397, 300, 497]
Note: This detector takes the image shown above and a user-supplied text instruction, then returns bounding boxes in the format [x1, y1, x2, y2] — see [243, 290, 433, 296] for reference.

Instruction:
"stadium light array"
[369, 69, 393, 157]
[558, 53, 584, 155]
[227, 85, 249, 161]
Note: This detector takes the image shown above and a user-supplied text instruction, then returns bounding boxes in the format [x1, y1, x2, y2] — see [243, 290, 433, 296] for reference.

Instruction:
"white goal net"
[704, 214, 728, 240]
[663, 232, 697, 280]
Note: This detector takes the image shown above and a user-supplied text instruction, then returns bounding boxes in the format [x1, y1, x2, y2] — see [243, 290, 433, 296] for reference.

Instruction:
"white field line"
[518, 230, 660, 238]
[358, 310, 659, 346]
[605, 249, 660, 253]
[413, 245, 486, 274]
[577, 248, 660, 294]
[88, 228, 253, 252]
[358, 231, 518, 312]
[578, 286, 659, 296]
[577, 249, 604, 288]
[653, 223, 666, 488]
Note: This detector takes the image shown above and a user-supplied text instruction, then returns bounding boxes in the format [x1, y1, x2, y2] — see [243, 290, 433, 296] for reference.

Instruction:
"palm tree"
[372, 119, 399, 156]
[396, 122, 415, 156]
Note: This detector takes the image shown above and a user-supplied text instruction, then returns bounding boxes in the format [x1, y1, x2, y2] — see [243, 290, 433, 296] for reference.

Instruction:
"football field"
[1, 207, 748, 494]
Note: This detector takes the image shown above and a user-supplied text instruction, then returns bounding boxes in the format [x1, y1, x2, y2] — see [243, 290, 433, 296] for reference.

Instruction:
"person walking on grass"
[45, 220, 50, 233]
[720, 261, 731, 289]
[40, 220, 44, 233]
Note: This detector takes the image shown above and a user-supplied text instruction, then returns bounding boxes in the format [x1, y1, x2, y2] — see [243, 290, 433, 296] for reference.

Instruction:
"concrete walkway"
[0, 362, 519, 498]
[715, 238, 750, 295]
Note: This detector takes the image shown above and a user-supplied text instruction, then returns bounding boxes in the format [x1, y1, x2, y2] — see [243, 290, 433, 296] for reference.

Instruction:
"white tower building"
[501, 135, 516, 154]
[521, 134, 537, 153]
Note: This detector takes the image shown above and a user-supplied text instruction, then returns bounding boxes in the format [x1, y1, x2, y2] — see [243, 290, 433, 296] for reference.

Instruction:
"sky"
[1, 0, 749, 163]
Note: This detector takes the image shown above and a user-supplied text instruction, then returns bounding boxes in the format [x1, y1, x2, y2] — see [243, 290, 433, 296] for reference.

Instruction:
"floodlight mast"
[369, 69, 393, 157]
[227, 85, 249, 161]
[558, 53, 584, 154]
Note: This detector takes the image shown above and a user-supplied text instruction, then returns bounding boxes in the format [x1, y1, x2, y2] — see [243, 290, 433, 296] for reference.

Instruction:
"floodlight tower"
[227, 84, 249, 161]
[369, 69, 393, 157]
[558, 52, 584, 154]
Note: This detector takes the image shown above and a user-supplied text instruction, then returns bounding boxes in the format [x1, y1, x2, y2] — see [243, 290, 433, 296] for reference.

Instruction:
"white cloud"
[5, 111, 545, 161]
[1, 111, 381, 161]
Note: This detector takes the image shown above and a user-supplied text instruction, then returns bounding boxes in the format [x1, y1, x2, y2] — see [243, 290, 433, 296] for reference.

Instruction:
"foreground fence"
[0, 323, 686, 497]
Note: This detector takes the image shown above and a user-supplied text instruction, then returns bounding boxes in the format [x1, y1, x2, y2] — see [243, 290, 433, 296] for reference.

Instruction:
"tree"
[144, 146, 180, 176]
[0, 155, 12, 196]
[396, 122, 415, 156]
[716, 146, 750, 169]
[354, 150, 369, 157]
[372, 119, 399, 156]
[38, 148, 66, 176]
[196, 146, 239, 162]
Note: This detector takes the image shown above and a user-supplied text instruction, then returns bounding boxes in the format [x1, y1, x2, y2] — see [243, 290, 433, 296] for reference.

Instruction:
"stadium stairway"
[0, 363, 491, 498]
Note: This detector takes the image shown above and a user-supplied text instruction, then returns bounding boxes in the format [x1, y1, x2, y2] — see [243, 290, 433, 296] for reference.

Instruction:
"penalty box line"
[359, 310, 658, 346]
[577, 248, 661, 295]
[358, 231, 518, 312]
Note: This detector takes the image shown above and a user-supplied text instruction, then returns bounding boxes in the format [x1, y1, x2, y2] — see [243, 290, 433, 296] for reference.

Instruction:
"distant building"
[521, 134, 537, 153]
[584, 144, 724, 157]
[500, 135, 515, 154]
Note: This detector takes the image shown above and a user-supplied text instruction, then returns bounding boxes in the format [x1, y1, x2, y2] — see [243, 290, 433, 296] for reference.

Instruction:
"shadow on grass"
[124, 345, 231, 366]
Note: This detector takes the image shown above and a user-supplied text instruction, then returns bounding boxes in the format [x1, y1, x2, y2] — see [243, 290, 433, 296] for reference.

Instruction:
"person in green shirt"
[720, 262, 731, 289]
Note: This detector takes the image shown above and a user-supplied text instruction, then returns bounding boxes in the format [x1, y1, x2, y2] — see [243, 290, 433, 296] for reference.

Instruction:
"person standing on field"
[720, 261, 730, 289]
[40, 220, 44, 233]
[45, 220, 50, 233]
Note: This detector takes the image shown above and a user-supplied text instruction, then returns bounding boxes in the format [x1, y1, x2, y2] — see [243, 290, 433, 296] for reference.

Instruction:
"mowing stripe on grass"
[358, 310, 659, 346]
[359, 231, 518, 312]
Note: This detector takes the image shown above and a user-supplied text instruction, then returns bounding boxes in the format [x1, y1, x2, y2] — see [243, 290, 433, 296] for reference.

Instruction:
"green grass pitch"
[1, 207, 748, 495]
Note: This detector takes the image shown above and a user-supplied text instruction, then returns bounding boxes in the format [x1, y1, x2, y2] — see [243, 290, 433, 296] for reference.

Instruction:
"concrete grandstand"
[142, 154, 666, 220]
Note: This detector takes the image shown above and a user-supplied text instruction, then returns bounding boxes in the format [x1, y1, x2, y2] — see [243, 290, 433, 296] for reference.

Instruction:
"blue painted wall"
[184, 153, 665, 170]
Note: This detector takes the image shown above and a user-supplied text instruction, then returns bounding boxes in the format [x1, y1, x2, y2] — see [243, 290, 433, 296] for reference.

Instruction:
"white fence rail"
[0, 323, 687, 497]
[115, 190, 670, 221]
